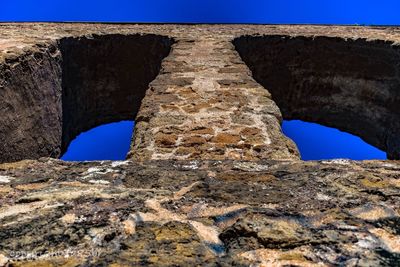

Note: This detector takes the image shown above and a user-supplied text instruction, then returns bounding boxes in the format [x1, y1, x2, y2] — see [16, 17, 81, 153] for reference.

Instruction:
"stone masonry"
[132, 38, 297, 161]
[0, 24, 400, 266]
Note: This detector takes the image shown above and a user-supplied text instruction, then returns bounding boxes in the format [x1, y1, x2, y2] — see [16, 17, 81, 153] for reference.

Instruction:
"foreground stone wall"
[0, 159, 399, 266]
[0, 23, 400, 266]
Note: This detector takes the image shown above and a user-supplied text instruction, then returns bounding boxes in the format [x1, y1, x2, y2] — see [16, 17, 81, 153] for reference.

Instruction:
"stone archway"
[0, 24, 399, 266]
[234, 35, 400, 159]
[0, 33, 173, 163]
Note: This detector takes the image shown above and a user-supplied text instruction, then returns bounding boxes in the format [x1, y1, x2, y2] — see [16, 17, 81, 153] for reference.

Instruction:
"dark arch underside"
[60, 34, 173, 155]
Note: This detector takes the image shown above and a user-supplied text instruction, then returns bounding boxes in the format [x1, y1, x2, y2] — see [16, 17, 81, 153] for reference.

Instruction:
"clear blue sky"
[282, 121, 386, 160]
[61, 121, 134, 161]
[1, 1, 400, 25]
[3, 0, 393, 161]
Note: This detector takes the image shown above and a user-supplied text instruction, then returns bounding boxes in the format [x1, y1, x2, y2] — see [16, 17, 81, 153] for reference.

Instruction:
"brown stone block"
[155, 133, 178, 147]
[176, 87, 196, 96]
[182, 102, 211, 113]
[152, 93, 179, 104]
[181, 136, 207, 146]
[175, 147, 196, 156]
[151, 115, 186, 126]
[227, 143, 252, 150]
[156, 147, 175, 154]
[218, 67, 244, 73]
[252, 144, 270, 154]
[226, 150, 242, 160]
[240, 127, 262, 137]
[190, 126, 215, 135]
[231, 113, 255, 125]
[161, 104, 181, 112]
[160, 126, 185, 134]
[247, 136, 267, 146]
[211, 133, 241, 144]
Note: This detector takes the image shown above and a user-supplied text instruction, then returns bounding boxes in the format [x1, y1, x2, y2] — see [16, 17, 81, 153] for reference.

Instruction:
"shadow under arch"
[60, 34, 174, 157]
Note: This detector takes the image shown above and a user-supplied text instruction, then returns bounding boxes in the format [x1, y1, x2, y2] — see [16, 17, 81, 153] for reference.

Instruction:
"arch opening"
[0, 34, 173, 163]
[234, 35, 400, 160]
[60, 34, 173, 159]
[61, 120, 135, 161]
[282, 120, 386, 160]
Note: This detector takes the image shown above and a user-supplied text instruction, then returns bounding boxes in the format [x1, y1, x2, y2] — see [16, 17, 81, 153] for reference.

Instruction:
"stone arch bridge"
[0, 24, 399, 266]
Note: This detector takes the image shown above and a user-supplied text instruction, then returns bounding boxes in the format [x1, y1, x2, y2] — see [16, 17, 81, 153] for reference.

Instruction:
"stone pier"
[132, 38, 298, 161]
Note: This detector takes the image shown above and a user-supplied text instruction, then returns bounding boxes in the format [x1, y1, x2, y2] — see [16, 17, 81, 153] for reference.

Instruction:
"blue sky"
[2, 0, 394, 161]
[61, 121, 134, 161]
[1, 1, 400, 25]
[282, 121, 386, 160]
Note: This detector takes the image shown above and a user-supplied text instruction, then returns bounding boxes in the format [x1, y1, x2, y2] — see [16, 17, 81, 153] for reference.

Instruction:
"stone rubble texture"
[0, 23, 399, 266]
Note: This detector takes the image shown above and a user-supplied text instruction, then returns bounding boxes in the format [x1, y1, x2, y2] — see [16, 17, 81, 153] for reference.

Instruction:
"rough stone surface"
[0, 159, 400, 266]
[2, 23, 400, 162]
[131, 38, 296, 161]
[0, 23, 400, 266]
